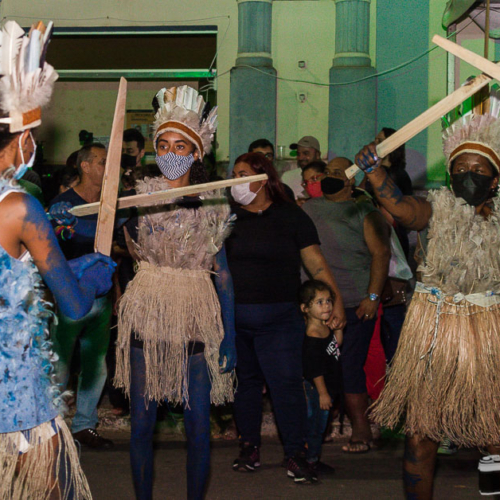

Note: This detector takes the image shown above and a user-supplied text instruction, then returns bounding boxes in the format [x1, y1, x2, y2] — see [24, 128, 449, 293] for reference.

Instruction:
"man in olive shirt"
[302, 157, 391, 453]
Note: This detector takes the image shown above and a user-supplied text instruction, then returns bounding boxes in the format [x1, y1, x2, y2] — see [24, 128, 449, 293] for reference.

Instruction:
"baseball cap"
[289, 136, 321, 152]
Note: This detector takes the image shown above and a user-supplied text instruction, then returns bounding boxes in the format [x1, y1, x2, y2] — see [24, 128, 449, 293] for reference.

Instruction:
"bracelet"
[55, 224, 75, 241]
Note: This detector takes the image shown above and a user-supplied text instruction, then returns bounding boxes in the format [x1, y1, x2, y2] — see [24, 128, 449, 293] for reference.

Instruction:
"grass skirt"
[0, 415, 92, 499]
[115, 263, 235, 406]
[371, 290, 500, 447]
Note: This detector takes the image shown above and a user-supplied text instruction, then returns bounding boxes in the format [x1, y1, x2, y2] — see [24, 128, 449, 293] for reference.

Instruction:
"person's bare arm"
[334, 329, 343, 346]
[355, 211, 391, 321]
[355, 143, 432, 231]
[301, 244, 346, 329]
[312, 375, 333, 410]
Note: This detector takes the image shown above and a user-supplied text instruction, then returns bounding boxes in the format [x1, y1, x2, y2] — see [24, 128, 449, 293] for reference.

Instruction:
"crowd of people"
[3, 20, 500, 500]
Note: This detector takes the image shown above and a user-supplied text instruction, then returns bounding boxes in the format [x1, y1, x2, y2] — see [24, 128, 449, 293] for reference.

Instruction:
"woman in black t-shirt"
[226, 153, 345, 483]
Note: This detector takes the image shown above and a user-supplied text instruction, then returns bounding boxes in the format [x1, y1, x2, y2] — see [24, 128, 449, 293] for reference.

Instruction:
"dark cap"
[289, 136, 321, 152]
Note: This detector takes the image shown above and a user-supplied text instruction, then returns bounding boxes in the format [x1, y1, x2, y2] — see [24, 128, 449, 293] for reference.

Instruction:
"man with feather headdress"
[355, 98, 500, 498]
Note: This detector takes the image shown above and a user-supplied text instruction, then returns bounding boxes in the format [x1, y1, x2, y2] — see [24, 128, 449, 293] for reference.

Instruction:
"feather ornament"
[442, 88, 500, 172]
[26, 29, 41, 73]
[0, 21, 24, 77]
[39, 21, 53, 67]
[0, 20, 58, 129]
[152, 85, 218, 156]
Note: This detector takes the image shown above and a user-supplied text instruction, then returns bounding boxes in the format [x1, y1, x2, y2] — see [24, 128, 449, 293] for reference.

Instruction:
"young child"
[299, 279, 343, 477]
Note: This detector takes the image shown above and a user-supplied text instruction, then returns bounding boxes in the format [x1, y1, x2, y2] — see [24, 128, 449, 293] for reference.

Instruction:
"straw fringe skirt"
[0, 415, 92, 500]
[371, 291, 500, 447]
[115, 263, 234, 406]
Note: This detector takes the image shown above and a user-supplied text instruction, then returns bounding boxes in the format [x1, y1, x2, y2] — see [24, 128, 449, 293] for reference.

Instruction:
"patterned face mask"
[156, 152, 195, 180]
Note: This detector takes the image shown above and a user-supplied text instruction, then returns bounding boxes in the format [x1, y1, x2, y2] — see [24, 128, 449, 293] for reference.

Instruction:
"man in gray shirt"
[302, 157, 391, 453]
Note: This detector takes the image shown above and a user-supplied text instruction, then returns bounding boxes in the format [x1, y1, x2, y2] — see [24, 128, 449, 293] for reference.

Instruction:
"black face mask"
[321, 176, 346, 195]
[121, 153, 137, 169]
[451, 171, 494, 206]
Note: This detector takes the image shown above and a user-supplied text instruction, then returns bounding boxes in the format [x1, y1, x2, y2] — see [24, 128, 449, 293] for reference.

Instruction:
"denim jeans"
[52, 296, 111, 433]
[380, 304, 406, 364]
[304, 380, 330, 462]
[233, 302, 307, 457]
[130, 346, 211, 500]
[341, 307, 376, 394]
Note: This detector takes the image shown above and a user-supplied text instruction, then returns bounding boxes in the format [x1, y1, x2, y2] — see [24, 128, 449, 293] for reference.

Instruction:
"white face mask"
[14, 131, 36, 180]
[231, 182, 263, 206]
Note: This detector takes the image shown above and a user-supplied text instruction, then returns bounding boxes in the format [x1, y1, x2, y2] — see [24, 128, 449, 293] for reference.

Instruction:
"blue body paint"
[22, 195, 114, 319]
[213, 245, 237, 373]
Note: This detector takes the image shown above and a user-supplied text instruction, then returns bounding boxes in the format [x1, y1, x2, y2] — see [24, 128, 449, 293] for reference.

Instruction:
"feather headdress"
[443, 87, 500, 173]
[152, 85, 217, 157]
[0, 20, 58, 133]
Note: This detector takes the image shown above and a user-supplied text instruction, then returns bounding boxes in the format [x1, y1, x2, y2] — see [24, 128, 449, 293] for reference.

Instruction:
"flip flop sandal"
[342, 440, 371, 454]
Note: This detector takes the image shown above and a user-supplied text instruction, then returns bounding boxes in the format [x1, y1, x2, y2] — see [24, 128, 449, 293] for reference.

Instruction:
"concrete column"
[328, 0, 377, 161]
[376, 0, 430, 188]
[229, 0, 277, 170]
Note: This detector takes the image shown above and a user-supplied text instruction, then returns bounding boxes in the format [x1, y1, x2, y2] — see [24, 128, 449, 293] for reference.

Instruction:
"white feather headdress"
[0, 20, 58, 133]
[152, 85, 217, 157]
[443, 88, 500, 173]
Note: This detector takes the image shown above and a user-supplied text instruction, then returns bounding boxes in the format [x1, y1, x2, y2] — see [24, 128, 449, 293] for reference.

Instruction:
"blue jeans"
[380, 304, 406, 364]
[304, 380, 330, 462]
[341, 307, 376, 394]
[233, 302, 307, 457]
[130, 346, 211, 500]
[52, 296, 111, 433]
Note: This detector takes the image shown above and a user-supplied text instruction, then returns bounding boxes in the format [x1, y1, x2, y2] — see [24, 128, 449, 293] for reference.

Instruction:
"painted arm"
[300, 244, 346, 329]
[354, 143, 432, 231]
[18, 194, 114, 319]
[213, 245, 237, 373]
[355, 211, 391, 321]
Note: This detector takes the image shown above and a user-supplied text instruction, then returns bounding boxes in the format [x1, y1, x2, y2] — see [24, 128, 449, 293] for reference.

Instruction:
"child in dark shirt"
[300, 279, 343, 478]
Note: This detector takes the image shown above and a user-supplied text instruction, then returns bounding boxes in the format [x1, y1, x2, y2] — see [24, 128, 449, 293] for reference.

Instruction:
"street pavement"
[80, 431, 487, 499]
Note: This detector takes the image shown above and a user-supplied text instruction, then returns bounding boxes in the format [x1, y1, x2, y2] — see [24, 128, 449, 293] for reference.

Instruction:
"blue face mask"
[14, 132, 36, 180]
[156, 152, 194, 180]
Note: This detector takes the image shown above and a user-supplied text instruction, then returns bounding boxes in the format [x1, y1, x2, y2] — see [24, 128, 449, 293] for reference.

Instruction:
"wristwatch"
[369, 293, 379, 302]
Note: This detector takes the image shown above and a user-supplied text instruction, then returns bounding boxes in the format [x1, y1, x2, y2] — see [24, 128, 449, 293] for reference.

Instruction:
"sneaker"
[72, 428, 114, 450]
[287, 452, 316, 483]
[308, 460, 335, 476]
[437, 438, 458, 455]
[233, 443, 261, 472]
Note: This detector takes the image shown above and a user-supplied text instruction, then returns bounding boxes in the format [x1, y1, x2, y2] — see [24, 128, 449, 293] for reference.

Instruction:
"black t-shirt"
[225, 202, 320, 304]
[303, 330, 342, 395]
[49, 189, 97, 260]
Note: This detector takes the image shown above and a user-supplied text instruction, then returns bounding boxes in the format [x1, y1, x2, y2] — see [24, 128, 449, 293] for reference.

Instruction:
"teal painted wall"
[377, 0, 430, 187]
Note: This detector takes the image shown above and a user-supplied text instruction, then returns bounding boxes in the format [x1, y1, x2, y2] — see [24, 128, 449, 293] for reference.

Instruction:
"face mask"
[321, 176, 346, 195]
[156, 152, 194, 180]
[451, 171, 494, 206]
[121, 153, 137, 169]
[231, 182, 263, 206]
[305, 181, 323, 198]
[14, 132, 36, 180]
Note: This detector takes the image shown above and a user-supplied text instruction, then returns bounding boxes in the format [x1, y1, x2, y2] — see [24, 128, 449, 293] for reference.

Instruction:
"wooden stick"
[432, 35, 500, 82]
[346, 69, 497, 179]
[94, 77, 127, 255]
[71, 174, 269, 217]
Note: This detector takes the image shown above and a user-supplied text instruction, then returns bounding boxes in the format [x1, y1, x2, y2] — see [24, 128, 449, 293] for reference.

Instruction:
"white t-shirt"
[281, 168, 306, 199]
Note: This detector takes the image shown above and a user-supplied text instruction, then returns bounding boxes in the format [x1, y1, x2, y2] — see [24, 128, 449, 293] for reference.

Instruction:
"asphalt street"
[81, 431, 488, 499]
